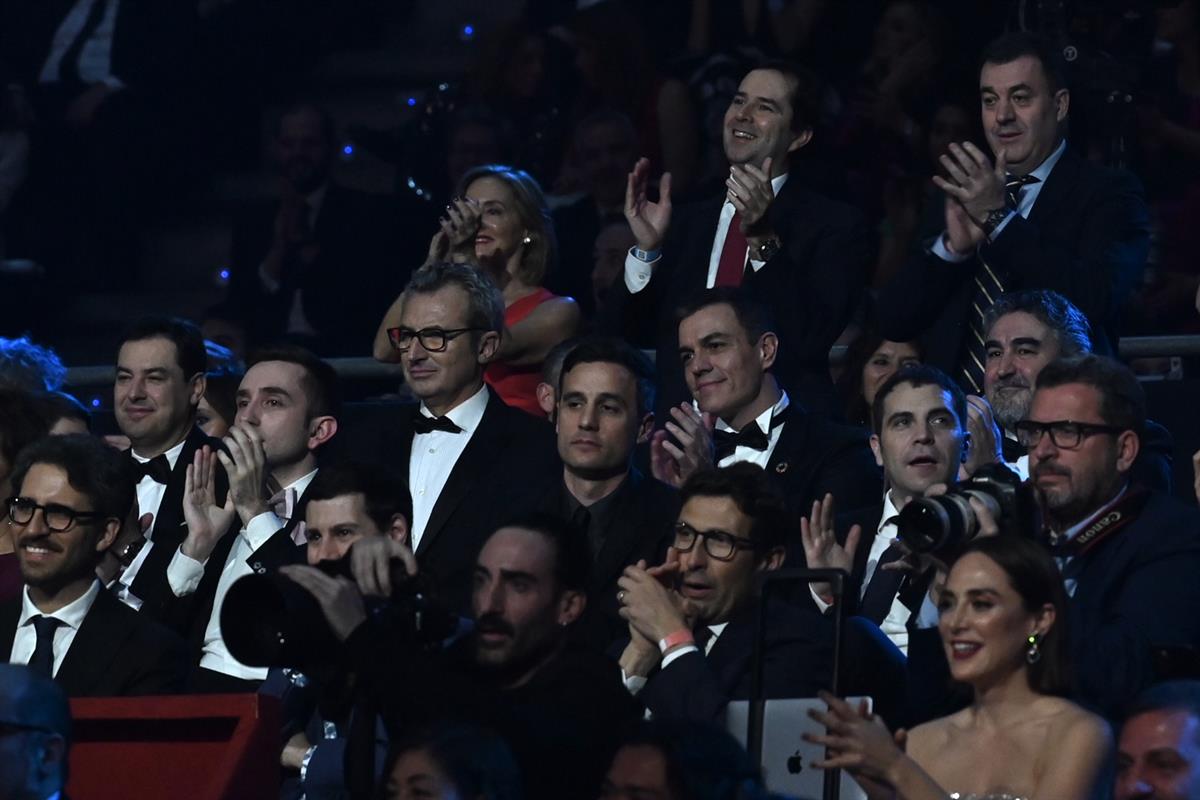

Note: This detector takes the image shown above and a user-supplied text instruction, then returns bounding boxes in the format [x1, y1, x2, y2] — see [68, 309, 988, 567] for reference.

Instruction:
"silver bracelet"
[299, 745, 318, 784]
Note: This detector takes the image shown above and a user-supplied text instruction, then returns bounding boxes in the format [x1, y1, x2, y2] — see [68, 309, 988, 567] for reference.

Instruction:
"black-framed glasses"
[1013, 420, 1127, 450]
[672, 521, 759, 562]
[0, 718, 54, 737]
[386, 326, 485, 353]
[6, 497, 108, 532]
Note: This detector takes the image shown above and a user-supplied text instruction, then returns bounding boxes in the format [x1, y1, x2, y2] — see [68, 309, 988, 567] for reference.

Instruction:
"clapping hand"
[726, 158, 776, 234]
[220, 425, 269, 526]
[181, 446, 236, 562]
[800, 493, 860, 604]
[279, 565, 368, 642]
[625, 157, 672, 252]
[805, 692, 908, 785]
[650, 404, 716, 488]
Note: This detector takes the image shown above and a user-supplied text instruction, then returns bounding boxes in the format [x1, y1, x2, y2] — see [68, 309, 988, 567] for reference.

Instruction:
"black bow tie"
[130, 453, 171, 484]
[1004, 173, 1040, 208]
[713, 407, 789, 461]
[411, 410, 462, 435]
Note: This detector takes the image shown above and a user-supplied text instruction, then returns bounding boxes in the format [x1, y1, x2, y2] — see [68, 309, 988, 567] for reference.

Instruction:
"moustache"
[1032, 462, 1070, 480]
[992, 378, 1030, 392]
[474, 613, 515, 637]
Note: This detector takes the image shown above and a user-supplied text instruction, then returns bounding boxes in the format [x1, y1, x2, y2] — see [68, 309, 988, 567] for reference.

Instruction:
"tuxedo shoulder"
[94, 592, 188, 651]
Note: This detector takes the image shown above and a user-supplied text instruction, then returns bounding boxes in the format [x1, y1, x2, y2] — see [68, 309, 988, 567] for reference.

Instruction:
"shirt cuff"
[809, 586, 834, 613]
[621, 668, 648, 695]
[244, 511, 286, 551]
[167, 547, 206, 597]
[929, 233, 972, 263]
[660, 644, 700, 669]
[623, 249, 658, 293]
[986, 210, 1017, 242]
[748, 257, 767, 273]
[258, 262, 282, 293]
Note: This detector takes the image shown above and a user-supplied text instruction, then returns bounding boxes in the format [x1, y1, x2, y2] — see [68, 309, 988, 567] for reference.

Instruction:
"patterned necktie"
[28, 616, 63, 677]
[958, 173, 1041, 392]
[714, 210, 748, 287]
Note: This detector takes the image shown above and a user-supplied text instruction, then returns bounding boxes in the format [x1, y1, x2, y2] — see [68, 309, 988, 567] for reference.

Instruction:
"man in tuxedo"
[547, 337, 678, 648]
[378, 261, 559, 610]
[983, 290, 1173, 491]
[1116, 681, 1200, 800]
[1, 435, 187, 696]
[653, 288, 880, 513]
[225, 102, 427, 356]
[1022, 354, 1200, 717]
[163, 345, 339, 692]
[611, 62, 871, 415]
[0, 665, 72, 800]
[617, 463, 832, 723]
[876, 32, 1149, 388]
[801, 365, 970, 654]
[111, 316, 223, 612]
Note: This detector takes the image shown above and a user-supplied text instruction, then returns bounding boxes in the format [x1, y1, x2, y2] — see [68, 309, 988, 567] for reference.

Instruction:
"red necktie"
[714, 210, 748, 287]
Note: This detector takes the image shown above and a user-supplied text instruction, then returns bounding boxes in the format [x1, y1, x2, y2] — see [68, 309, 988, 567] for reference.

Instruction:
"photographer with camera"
[278, 513, 639, 800]
[1020, 354, 1200, 718]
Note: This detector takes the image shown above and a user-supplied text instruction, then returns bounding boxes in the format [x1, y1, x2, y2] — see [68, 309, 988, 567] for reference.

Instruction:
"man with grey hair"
[375, 262, 560, 609]
[984, 289, 1172, 489]
[0, 664, 71, 800]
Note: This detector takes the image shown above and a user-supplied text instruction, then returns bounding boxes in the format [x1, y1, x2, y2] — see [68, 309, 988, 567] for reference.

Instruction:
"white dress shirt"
[1056, 483, 1128, 598]
[115, 437, 187, 609]
[623, 622, 728, 696]
[624, 174, 789, 293]
[10, 580, 102, 676]
[39, 0, 124, 87]
[408, 385, 489, 551]
[164, 469, 317, 680]
[931, 139, 1067, 263]
[715, 391, 790, 469]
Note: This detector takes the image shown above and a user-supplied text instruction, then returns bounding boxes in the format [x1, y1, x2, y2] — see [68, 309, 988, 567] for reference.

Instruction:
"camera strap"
[1048, 485, 1149, 558]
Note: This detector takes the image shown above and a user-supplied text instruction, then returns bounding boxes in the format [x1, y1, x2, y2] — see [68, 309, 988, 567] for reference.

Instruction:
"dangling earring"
[1026, 633, 1042, 665]
[522, 233, 532, 245]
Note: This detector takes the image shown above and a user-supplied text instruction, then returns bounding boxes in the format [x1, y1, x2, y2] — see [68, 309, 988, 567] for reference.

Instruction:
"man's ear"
[478, 330, 502, 364]
[636, 412, 654, 445]
[306, 416, 338, 451]
[387, 514, 410, 549]
[760, 545, 787, 572]
[536, 382, 556, 419]
[557, 589, 586, 626]
[96, 518, 121, 555]
[961, 430, 972, 464]
[786, 127, 813, 154]
[1115, 430, 1139, 474]
[1054, 88, 1070, 123]
[758, 332, 779, 371]
[869, 434, 883, 468]
[189, 372, 207, 408]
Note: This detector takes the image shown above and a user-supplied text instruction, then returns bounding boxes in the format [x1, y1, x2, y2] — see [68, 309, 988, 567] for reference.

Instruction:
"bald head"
[0, 665, 70, 800]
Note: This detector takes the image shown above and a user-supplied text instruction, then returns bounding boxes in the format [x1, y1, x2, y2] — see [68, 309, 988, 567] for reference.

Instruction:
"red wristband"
[658, 630, 694, 654]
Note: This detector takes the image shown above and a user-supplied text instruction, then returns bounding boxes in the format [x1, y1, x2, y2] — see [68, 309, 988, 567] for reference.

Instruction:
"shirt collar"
[1029, 138, 1067, 183]
[132, 436, 187, 468]
[879, 491, 903, 536]
[420, 384, 489, 435]
[715, 390, 790, 434]
[19, 579, 101, 630]
[1061, 482, 1128, 542]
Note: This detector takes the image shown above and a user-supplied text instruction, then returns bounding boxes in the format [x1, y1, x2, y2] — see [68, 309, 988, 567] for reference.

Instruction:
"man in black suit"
[0, 664, 72, 800]
[653, 288, 880, 514]
[983, 289, 1173, 491]
[163, 345, 339, 692]
[876, 32, 1150, 389]
[1, 435, 187, 696]
[1022, 355, 1200, 718]
[225, 102, 428, 356]
[617, 463, 832, 723]
[377, 262, 559, 610]
[611, 62, 871, 415]
[110, 316, 224, 612]
[547, 337, 678, 649]
[801, 365, 971, 655]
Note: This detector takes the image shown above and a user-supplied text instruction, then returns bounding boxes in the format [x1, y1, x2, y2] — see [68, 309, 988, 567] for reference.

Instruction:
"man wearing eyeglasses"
[1, 435, 187, 696]
[616, 463, 831, 722]
[1021, 354, 1200, 718]
[0, 664, 71, 800]
[372, 262, 558, 611]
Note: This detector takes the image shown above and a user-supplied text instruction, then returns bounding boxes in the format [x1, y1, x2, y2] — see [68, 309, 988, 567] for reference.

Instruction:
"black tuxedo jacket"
[603, 177, 872, 416]
[876, 147, 1149, 372]
[1067, 490, 1200, 718]
[128, 427, 228, 614]
[1, 588, 188, 697]
[546, 469, 679, 650]
[638, 599, 834, 723]
[380, 389, 560, 611]
[227, 181, 431, 356]
[765, 411, 881, 514]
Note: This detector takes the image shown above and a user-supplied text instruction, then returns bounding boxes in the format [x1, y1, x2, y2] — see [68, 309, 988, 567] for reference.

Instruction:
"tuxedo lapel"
[145, 427, 208, 547]
[591, 474, 651, 586]
[1026, 147, 1079, 229]
[55, 591, 130, 694]
[0, 600, 18, 660]
[416, 394, 506, 558]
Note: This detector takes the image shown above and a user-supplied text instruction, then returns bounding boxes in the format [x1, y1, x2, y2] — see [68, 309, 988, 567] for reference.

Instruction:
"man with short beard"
[225, 103, 428, 355]
[1020, 355, 1200, 717]
[983, 289, 1173, 490]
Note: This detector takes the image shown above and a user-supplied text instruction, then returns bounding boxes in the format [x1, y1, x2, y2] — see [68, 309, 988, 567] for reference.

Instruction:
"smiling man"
[609, 61, 870, 416]
[877, 32, 1149, 392]
[1, 435, 187, 696]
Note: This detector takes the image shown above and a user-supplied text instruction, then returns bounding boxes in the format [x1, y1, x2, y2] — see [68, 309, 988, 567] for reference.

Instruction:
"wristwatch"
[754, 237, 781, 262]
[980, 207, 1011, 237]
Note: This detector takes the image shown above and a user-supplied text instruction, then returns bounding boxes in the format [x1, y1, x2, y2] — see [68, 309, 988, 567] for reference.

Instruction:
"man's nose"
[579, 403, 599, 430]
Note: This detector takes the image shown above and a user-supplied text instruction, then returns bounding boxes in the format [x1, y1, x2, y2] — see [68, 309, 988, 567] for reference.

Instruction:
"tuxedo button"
[252, 562, 265, 574]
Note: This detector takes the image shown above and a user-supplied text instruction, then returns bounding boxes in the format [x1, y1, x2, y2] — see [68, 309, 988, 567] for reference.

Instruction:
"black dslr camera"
[220, 553, 458, 672]
[896, 463, 1039, 558]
